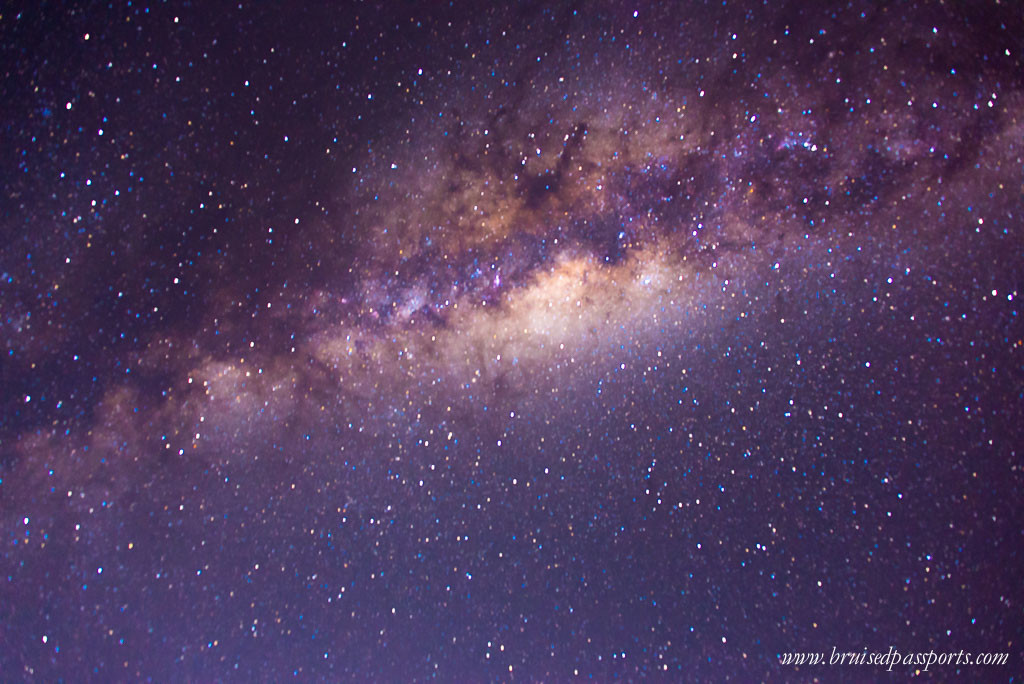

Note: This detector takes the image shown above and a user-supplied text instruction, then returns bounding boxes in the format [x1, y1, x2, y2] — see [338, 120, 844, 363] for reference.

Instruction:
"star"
[1, 1, 1020, 679]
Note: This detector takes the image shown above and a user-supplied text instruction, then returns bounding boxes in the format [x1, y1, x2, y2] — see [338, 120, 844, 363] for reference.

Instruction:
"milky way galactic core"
[1, 1, 1022, 679]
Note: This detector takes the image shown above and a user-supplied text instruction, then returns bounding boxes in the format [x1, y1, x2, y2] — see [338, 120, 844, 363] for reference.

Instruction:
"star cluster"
[1, 1, 1022, 679]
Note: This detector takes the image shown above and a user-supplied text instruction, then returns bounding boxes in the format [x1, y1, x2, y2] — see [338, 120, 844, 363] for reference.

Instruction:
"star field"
[1, 1, 1022, 680]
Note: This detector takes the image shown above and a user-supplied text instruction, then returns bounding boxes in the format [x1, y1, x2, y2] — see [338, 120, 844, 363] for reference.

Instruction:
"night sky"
[2, 0, 1022, 680]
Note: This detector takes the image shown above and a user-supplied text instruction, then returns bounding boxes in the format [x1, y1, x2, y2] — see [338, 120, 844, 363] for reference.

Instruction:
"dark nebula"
[1, 1, 1022, 680]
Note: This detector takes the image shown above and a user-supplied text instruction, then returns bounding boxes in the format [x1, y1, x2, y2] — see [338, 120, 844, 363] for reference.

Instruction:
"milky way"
[2, 1, 1022, 679]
